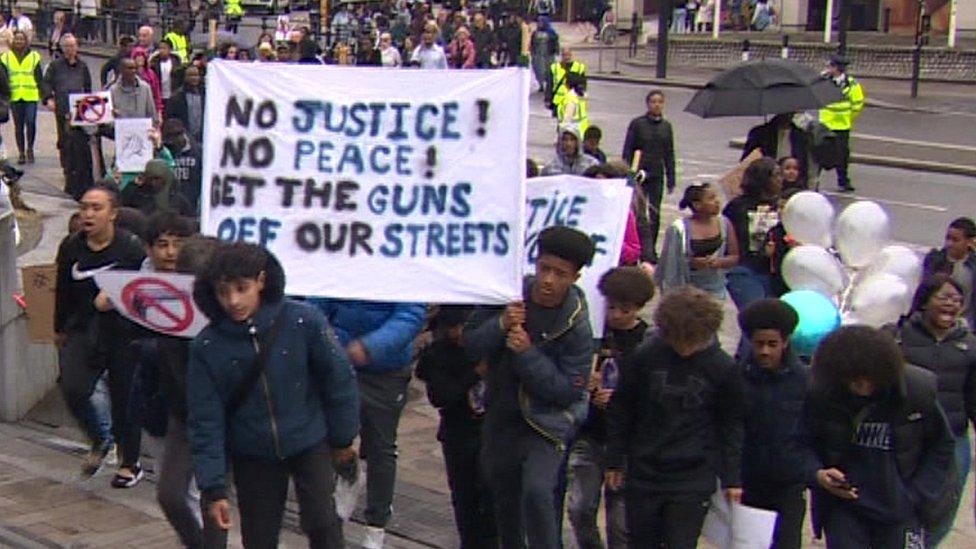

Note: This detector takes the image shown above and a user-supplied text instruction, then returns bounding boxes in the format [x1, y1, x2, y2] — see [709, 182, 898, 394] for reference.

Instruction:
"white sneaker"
[363, 525, 384, 549]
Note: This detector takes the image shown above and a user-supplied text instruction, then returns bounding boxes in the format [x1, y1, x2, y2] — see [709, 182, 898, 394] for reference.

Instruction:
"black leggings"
[11, 101, 37, 153]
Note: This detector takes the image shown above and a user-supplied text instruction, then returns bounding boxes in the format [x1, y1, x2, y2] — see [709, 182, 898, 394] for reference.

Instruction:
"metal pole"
[742, 39, 750, 61]
[911, 1, 924, 98]
[657, 0, 671, 78]
[781, 34, 789, 59]
[824, 0, 834, 43]
[837, 0, 849, 56]
[910, 44, 921, 98]
[948, 0, 958, 48]
[712, 0, 721, 39]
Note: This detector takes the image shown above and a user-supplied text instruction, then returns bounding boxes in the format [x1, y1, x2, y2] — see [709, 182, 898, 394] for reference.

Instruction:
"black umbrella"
[684, 59, 845, 118]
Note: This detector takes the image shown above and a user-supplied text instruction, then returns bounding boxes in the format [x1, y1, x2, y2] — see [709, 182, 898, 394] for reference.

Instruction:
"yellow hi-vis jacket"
[549, 60, 586, 108]
[557, 90, 589, 136]
[164, 31, 189, 65]
[819, 75, 865, 131]
[225, 0, 244, 17]
[1, 50, 41, 102]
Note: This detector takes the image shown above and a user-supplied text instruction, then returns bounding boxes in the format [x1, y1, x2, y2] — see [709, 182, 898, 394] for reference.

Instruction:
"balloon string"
[840, 267, 861, 314]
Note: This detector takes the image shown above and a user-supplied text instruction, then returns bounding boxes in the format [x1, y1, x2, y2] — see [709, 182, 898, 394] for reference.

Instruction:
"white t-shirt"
[159, 58, 174, 100]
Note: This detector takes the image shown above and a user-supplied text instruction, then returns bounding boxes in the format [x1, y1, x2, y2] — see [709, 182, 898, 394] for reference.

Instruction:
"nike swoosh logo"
[71, 262, 117, 281]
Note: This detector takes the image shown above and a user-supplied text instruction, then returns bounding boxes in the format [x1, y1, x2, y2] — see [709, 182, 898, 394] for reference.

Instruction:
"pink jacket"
[131, 48, 164, 116]
[447, 38, 476, 69]
[620, 210, 642, 265]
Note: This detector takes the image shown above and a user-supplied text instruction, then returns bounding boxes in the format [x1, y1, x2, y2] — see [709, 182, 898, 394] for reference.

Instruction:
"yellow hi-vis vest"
[1, 50, 41, 102]
[557, 90, 589, 136]
[819, 76, 865, 131]
[549, 60, 586, 108]
[225, 0, 244, 17]
[164, 32, 189, 65]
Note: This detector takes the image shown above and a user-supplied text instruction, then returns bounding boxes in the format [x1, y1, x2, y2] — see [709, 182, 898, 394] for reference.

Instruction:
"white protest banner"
[115, 118, 154, 172]
[524, 175, 632, 335]
[201, 62, 529, 304]
[95, 271, 209, 338]
[69, 91, 113, 126]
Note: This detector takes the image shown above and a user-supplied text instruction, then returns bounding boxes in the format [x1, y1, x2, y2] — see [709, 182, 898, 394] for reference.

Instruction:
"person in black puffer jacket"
[800, 326, 955, 548]
[738, 299, 810, 549]
[891, 273, 976, 547]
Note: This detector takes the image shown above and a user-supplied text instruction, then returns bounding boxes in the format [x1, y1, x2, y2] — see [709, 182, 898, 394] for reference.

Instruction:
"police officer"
[547, 46, 586, 117]
[819, 54, 865, 193]
[1, 30, 42, 164]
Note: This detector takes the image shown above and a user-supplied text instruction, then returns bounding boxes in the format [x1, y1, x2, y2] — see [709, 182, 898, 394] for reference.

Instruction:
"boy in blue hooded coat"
[188, 242, 359, 548]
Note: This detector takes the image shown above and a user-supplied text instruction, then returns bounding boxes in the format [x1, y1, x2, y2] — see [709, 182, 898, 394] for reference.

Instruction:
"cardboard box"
[21, 263, 57, 343]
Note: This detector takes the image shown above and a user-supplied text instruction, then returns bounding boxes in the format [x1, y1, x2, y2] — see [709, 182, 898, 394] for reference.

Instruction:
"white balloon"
[782, 245, 846, 298]
[835, 201, 890, 268]
[849, 273, 910, 328]
[782, 191, 835, 248]
[868, 245, 923, 289]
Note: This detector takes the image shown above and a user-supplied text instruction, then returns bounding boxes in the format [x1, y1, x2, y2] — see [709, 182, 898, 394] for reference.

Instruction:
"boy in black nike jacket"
[55, 182, 145, 478]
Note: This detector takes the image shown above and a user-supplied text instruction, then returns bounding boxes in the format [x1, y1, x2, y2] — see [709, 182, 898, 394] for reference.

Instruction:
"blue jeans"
[87, 374, 113, 446]
[568, 436, 626, 549]
[926, 430, 972, 547]
[11, 101, 37, 154]
[726, 265, 772, 312]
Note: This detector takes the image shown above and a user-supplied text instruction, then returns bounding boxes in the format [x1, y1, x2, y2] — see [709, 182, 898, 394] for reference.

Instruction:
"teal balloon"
[781, 290, 841, 357]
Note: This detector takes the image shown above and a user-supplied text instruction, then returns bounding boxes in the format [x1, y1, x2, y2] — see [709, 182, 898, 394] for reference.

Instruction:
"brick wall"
[645, 37, 976, 82]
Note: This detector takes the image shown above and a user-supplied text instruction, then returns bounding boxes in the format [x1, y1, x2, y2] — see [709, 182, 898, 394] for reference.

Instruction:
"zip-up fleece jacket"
[894, 314, 976, 437]
[465, 276, 594, 447]
[740, 349, 811, 488]
[309, 298, 426, 374]
[188, 280, 360, 500]
[606, 336, 744, 495]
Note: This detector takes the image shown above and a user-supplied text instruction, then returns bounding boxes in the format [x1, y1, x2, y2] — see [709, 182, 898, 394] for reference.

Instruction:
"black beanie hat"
[537, 225, 595, 271]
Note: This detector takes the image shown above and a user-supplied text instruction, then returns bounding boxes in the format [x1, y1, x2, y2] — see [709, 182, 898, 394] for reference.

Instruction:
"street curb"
[589, 71, 705, 90]
[728, 139, 976, 177]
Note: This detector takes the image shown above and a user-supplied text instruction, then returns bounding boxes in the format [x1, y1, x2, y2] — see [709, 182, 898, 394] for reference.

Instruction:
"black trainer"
[111, 463, 144, 489]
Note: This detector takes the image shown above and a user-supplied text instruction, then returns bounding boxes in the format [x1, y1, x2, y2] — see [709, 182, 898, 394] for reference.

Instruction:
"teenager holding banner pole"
[466, 226, 596, 549]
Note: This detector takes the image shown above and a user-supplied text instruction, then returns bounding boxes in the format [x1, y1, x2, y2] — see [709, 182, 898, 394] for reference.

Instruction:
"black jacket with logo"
[801, 365, 955, 528]
[54, 229, 145, 335]
[606, 336, 744, 495]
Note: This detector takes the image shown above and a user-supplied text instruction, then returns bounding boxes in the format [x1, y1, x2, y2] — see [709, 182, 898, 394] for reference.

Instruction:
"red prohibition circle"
[120, 277, 194, 334]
